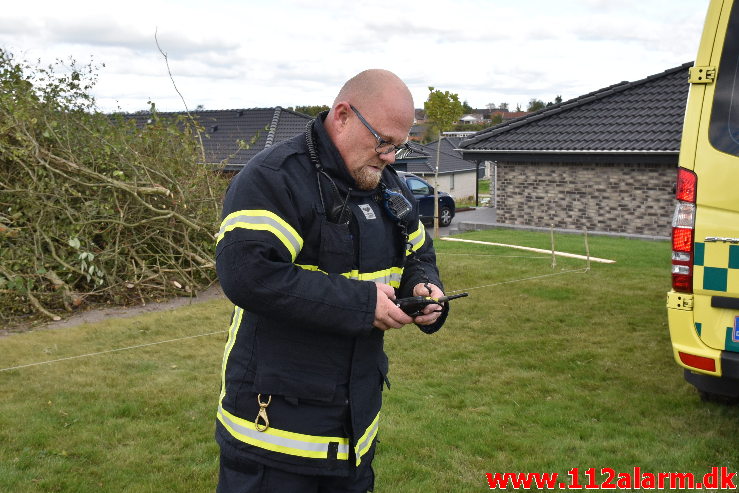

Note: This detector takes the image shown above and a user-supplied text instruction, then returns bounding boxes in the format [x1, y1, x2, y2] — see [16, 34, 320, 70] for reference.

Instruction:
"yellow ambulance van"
[667, 0, 739, 401]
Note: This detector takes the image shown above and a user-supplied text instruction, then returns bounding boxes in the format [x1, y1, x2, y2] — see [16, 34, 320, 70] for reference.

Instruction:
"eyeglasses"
[350, 105, 412, 156]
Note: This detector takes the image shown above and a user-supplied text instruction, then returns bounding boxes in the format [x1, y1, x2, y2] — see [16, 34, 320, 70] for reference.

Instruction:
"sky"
[1, 0, 711, 114]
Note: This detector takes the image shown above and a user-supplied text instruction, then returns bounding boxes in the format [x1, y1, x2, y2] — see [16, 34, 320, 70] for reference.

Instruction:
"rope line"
[438, 253, 551, 259]
[0, 330, 226, 373]
[1, 258, 592, 372]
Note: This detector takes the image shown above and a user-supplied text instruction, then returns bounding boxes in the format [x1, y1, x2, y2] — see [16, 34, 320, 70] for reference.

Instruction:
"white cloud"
[0, 0, 711, 112]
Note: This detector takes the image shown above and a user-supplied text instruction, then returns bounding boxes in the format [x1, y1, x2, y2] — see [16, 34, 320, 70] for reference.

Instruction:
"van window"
[709, 0, 739, 156]
[407, 178, 430, 195]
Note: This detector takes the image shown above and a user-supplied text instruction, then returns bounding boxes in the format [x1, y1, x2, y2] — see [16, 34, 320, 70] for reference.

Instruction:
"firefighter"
[215, 69, 449, 492]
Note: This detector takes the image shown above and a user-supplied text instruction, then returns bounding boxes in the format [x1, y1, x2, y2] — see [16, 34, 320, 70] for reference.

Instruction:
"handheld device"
[382, 187, 413, 223]
[395, 292, 469, 317]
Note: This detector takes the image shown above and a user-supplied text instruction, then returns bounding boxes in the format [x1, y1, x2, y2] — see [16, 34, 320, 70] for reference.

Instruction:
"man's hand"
[373, 283, 413, 331]
[411, 283, 445, 326]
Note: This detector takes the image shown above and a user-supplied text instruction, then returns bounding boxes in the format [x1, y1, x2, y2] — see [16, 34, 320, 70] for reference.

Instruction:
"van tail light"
[671, 168, 697, 293]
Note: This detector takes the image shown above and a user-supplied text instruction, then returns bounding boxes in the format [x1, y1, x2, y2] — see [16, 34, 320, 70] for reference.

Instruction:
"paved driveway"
[436, 207, 497, 237]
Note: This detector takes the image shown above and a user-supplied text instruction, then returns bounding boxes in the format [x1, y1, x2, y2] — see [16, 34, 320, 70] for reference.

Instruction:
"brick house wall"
[495, 161, 676, 237]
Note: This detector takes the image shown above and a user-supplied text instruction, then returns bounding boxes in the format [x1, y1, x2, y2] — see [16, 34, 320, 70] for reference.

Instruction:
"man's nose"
[380, 151, 396, 165]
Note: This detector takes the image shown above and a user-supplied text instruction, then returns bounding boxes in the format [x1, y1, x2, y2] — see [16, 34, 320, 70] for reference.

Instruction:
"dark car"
[397, 171, 456, 227]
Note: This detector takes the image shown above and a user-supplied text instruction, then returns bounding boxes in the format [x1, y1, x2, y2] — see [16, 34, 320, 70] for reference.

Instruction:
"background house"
[409, 123, 427, 142]
[460, 62, 693, 238]
[395, 137, 479, 201]
[459, 113, 485, 125]
[131, 107, 312, 172]
[490, 110, 529, 122]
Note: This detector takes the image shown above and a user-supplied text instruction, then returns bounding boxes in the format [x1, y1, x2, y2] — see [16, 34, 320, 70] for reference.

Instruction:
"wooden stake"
[433, 132, 441, 239]
[550, 224, 556, 269]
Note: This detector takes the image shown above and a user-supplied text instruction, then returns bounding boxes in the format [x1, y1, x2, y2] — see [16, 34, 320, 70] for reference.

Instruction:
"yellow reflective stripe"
[407, 222, 426, 255]
[350, 267, 403, 286]
[355, 411, 380, 466]
[295, 264, 327, 274]
[217, 210, 303, 262]
[219, 306, 243, 403]
[217, 406, 350, 460]
[217, 304, 378, 465]
[217, 307, 351, 461]
[295, 265, 404, 288]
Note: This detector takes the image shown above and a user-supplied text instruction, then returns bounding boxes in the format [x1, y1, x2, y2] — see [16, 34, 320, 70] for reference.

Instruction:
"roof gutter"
[456, 149, 679, 154]
[458, 149, 679, 165]
[411, 167, 479, 176]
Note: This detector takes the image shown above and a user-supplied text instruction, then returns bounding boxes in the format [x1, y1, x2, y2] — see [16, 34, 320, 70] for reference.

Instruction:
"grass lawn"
[478, 178, 490, 196]
[1, 229, 737, 492]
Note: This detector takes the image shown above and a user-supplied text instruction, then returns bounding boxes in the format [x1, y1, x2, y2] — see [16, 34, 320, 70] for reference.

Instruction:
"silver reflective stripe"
[295, 266, 404, 287]
[355, 412, 380, 466]
[218, 406, 350, 459]
[347, 268, 404, 286]
[217, 210, 303, 261]
[359, 271, 403, 285]
[219, 307, 244, 403]
[407, 222, 426, 254]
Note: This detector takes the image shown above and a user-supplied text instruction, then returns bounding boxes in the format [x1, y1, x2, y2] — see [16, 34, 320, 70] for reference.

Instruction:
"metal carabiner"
[255, 394, 271, 432]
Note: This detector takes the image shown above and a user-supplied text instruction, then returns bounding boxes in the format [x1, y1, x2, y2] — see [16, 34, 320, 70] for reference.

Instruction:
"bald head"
[325, 69, 415, 189]
[333, 69, 414, 110]
[328, 69, 415, 129]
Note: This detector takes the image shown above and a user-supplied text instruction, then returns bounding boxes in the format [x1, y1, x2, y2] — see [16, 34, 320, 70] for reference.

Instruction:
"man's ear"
[331, 102, 351, 129]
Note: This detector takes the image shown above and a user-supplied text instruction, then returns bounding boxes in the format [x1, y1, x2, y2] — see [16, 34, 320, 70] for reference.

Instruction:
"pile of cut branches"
[0, 50, 227, 327]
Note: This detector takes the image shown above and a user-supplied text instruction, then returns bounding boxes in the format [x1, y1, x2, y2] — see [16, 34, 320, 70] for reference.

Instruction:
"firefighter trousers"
[217, 453, 375, 493]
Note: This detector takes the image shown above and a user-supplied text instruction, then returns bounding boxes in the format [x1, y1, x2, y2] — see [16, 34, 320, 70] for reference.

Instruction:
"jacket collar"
[313, 111, 356, 189]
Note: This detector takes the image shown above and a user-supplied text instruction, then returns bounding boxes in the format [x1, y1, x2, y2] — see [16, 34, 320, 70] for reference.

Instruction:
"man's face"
[340, 102, 413, 190]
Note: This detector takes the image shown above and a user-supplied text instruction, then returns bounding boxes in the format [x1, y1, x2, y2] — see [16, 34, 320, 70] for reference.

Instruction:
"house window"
[449, 173, 455, 190]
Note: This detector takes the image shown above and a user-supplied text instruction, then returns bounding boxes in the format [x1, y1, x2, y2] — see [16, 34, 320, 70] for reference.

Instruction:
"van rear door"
[690, 0, 739, 353]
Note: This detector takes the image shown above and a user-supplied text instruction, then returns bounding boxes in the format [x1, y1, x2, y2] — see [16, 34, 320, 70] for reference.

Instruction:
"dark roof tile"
[127, 107, 312, 169]
[460, 62, 692, 154]
[396, 137, 478, 174]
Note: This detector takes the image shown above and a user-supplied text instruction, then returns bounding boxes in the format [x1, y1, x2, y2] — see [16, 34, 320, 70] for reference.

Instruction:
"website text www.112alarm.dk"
[485, 466, 737, 490]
